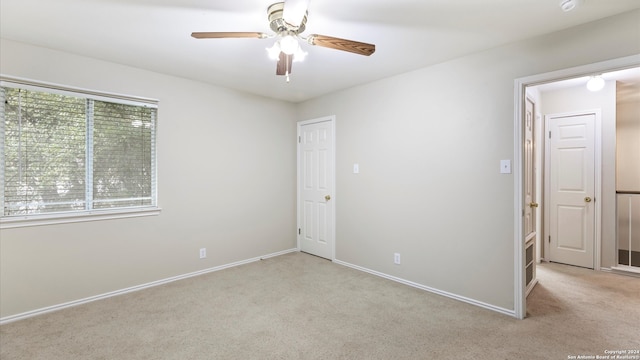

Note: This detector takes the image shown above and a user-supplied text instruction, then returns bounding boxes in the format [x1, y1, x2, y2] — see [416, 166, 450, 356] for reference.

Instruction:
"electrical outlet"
[394, 253, 401, 265]
[199, 248, 206, 259]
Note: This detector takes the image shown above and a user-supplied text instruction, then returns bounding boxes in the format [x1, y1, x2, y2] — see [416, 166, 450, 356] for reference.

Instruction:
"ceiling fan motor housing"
[268, 2, 307, 34]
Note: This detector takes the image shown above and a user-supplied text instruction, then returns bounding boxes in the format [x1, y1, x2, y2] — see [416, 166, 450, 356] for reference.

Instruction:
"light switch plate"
[353, 163, 359, 174]
[500, 160, 511, 174]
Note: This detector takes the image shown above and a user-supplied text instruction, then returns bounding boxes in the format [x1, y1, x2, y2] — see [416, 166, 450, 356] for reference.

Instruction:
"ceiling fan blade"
[276, 52, 293, 75]
[191, 32, 268, 39]
[307, 34, 375, 56]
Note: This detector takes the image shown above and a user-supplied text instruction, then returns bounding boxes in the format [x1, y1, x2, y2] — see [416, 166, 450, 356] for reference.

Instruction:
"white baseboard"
[0, 248, 298, 325]
[606, 266, 640, 277]
[333, 259, 516, 318]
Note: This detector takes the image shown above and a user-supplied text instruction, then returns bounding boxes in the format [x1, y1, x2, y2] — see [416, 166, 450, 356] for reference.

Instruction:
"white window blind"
[0, 80, 158, 221]
[92, 101, 156, 209]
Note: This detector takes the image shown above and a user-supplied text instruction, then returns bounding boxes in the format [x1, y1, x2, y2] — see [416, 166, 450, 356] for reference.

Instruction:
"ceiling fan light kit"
[266, 33, 306, 58]
[191, 1, 375, 81]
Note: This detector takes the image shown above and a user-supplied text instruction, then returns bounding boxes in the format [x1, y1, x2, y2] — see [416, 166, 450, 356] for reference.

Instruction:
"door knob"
[325, 195, 331, 201]
[529, 202, 539, 208]
[585, 197, 592, 203]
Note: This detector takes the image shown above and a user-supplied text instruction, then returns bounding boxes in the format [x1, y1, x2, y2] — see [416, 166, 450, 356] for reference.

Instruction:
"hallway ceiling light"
[586, 75, 605, 91]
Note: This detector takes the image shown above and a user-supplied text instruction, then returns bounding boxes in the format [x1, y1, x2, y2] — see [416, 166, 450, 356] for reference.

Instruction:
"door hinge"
[298, 228, 301, 235]
[548, 235, 551, 243]
[298, 136, 301, 143]
[548, 131, 551, 139]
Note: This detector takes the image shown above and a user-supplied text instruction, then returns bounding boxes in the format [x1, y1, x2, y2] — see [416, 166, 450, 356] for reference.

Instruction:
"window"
[0, 78, 159, 228]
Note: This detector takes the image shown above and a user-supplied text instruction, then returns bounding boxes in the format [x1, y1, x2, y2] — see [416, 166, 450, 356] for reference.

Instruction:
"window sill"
[0, 207, 162, 229]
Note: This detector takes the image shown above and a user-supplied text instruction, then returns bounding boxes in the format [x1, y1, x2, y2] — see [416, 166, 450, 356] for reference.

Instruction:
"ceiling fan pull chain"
[286, 54, 291, 82]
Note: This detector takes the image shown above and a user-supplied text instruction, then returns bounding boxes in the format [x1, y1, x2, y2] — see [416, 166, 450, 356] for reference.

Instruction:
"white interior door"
[547, 112, 596, 269]
[524, 98, 537, 241]
[298, 117, 335, 260]
[524, 97, 538, 294]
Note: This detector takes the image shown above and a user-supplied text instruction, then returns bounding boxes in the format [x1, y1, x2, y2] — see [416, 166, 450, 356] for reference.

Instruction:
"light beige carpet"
[1, 252, 639, 359]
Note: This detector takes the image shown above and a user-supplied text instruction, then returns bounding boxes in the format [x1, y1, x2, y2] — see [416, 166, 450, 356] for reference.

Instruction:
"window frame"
[0, 76, 160, 229]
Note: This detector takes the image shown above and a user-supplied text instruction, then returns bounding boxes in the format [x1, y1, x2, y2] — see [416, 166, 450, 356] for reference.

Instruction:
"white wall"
[296, 10, 640, 310]
[0, 39, 298, 319]
[616, 84, 640, 263]
[616, 89, 640, 192]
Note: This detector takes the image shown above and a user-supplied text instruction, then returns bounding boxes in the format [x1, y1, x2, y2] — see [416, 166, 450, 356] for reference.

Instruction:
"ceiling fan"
[191, 0, 376, 81]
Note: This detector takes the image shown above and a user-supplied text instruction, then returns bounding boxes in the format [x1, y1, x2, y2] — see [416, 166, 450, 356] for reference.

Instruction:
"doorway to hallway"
[513, 54, 640, 319]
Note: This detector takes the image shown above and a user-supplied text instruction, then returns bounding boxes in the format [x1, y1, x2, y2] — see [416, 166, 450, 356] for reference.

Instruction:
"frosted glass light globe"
[586, 76, 605, 92]
[280, 35, 299, 55]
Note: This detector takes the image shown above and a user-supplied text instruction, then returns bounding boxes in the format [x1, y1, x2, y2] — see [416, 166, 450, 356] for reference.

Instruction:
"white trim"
[259, 248, 298, 260]
[334, 259, 516, 318]
[594, 111, 603, 271]
[513, 80, 525, 319]
[0, 75, 158, 107]
[0, 206, 162, 229]
[296, 115, 336, 261]
[608, 266, 640, 276]
[513, 54, 640, 321]
[0, 248, 298, 325]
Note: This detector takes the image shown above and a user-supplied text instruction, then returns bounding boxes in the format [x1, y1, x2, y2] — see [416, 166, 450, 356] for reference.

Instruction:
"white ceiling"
[1, 0, 639, 103]
[532, 67, 640, 102]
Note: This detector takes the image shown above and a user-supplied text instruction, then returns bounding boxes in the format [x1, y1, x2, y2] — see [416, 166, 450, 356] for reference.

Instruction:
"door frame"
[543, 109, 602, 270]
[513, 54, 640, 319]
[296, 115, 336, 260]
